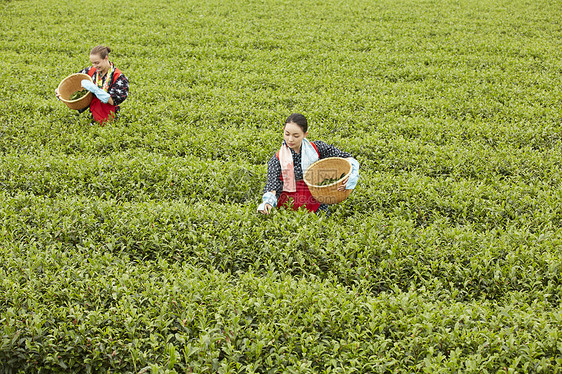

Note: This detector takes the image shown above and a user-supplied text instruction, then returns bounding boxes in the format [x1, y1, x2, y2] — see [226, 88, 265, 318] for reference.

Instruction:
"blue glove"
[81, 79, 111, 103]
[257, 192, 277, 212]
[345, 158, 359, 189]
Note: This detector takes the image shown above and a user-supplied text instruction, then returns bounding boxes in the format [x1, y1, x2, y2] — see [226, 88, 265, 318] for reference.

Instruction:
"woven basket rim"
[304, 157, 352, 188]
[58, 73, 93, 104]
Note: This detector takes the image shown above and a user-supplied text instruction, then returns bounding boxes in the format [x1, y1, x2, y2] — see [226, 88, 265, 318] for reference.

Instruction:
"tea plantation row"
[2, 239, 561, 372]
[2, 192, 561, 304]
[1, 146, 561, 229]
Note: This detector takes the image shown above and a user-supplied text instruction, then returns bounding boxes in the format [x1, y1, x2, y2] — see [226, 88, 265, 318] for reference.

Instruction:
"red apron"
[277, 180, 321, 212]
[89, 97, 116, 125]
[275, 142, 321, 212]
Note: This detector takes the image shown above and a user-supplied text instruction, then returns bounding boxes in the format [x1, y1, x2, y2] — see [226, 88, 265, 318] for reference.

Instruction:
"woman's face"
[90, 53, 110, 73]
[284, 122, 308, 152]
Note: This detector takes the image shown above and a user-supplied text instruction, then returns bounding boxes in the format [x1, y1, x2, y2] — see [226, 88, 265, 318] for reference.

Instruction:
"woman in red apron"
[56, 46, 129, 125]
[258, 113, 359, 215]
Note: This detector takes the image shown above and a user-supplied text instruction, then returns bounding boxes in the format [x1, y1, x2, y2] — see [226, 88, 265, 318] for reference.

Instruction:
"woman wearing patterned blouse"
[56, 45, 129, 125]
[258, 113, 359, 215]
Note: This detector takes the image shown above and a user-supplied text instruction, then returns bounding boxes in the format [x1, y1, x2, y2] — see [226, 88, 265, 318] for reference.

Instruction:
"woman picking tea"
[56, 45, 129, 125]
[258, 113, 359, 215]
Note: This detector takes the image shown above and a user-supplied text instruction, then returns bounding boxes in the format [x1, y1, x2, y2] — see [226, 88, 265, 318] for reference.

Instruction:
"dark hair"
[90, 45, 111, 59]
[285, 113, 308, 133]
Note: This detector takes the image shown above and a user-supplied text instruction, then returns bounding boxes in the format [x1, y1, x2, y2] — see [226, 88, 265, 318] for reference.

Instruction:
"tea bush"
[1, 0, 561, 372]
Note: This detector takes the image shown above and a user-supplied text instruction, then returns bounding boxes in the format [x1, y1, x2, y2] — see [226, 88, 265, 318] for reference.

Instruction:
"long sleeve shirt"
[263, 140, 353, 198]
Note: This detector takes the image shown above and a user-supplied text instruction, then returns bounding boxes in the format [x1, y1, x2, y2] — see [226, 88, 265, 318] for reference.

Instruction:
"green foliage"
[69, 89, 88, 101]
[1, 0, 562, 372]
[318, 173, 346, 187]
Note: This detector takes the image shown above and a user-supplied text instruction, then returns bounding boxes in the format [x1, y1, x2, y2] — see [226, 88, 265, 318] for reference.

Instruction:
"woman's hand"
[258, 191, 277, 215]
[339, 158, 359, 190]
[337, 177, 350, 191]
[258, 203, 273, 215]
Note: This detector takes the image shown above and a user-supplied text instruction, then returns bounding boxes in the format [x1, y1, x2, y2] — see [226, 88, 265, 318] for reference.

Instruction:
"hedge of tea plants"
[1, 0, 561, 372]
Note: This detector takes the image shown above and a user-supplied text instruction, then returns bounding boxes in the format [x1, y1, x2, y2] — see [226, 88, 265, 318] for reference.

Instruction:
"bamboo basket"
[57, 73, 93, 110]
[304, 157, 353, 204]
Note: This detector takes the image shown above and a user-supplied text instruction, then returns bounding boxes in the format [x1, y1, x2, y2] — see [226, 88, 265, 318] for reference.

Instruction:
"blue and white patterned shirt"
[263, 140, 353, 197]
